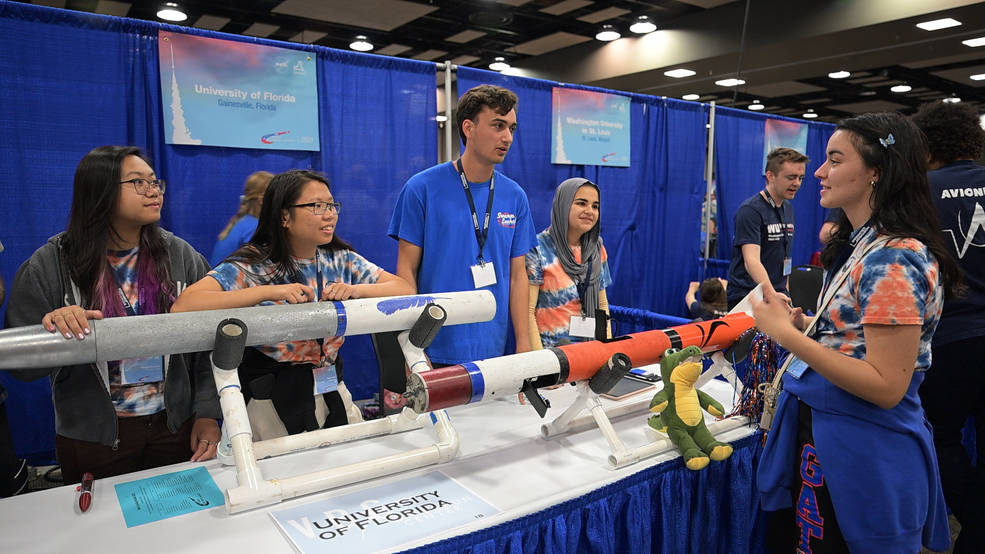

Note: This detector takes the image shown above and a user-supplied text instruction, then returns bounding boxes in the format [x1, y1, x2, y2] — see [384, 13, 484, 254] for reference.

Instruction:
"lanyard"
[817, 223, 875, 310]
[760, 190, 790, 255]
[575, 259, 593, 316]
[456, 159, 495, 263]
[107, 260, 138, 317]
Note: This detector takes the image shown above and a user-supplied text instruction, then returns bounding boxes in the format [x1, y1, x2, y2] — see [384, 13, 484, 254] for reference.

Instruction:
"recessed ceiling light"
[349, 35, 373, 52]
[596, 25, 621, 42]
[803, 110, 818, 119]
[891, 84, 912, 93]
[489, 57, 510, 72]
[664, 68, 696, 78]
[630, 16, 657, 34]
[828, 70, 851, 79]
[943, 96, 962, 103]
[915, 18, 961, 31]
[156, 2, 187, 22]
[970, 73, 985, 81]
[714, 78, 745, 87]
[962, 36, 985, 47]
[682, 93, 700, 101]
[749, 101, 764, 111]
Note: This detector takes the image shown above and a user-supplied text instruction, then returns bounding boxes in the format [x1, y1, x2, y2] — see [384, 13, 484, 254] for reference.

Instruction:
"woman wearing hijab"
[526, 178, 612, 349]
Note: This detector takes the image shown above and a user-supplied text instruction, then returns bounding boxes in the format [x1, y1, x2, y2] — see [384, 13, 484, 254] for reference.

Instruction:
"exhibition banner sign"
[158, 30, 320, 151]
[551, 87, 631, 167]
[763, 118, 808, 172]
[270, 471, 500, 553]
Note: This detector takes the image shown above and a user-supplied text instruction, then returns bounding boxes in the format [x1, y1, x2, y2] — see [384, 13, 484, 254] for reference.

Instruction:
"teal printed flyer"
[552, 86, 631, 167]
[159, 30, 320, 151]
[114, 466, 225, 527]
[270, 471, 500, 553]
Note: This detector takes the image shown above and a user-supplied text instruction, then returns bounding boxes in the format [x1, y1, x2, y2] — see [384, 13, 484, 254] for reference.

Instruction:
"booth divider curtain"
[712, 106, 835, 266]
[0, 1, 436, 462]
[457, 67, 709, 318]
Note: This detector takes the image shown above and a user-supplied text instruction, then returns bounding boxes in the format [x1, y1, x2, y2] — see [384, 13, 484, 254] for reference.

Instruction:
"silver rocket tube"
[0, 291, 495, 369]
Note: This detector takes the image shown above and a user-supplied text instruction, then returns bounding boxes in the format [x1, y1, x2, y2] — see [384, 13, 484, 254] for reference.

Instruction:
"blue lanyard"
[456, 159, 495, 263]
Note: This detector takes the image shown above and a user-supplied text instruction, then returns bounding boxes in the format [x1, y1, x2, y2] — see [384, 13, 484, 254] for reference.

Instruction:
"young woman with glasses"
[5, 145, 220, 484]
[173, 169, 413, 436]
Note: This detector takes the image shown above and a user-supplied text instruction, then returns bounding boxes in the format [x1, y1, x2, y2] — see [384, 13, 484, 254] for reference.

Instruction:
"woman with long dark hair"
[173, 169, 413, 435]
[753, 113, 960, 552]
[5, 146, 220, 484]
[526, 178, 612, 348]
[209, 170, 273, 266]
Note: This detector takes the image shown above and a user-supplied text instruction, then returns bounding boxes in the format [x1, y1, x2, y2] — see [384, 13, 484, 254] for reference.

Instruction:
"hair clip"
[878, 133, 895, 148]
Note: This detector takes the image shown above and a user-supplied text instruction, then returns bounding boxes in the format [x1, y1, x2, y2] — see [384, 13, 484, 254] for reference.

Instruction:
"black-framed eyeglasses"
[120, 177, 166, 195]
[290, 201, 342, 215]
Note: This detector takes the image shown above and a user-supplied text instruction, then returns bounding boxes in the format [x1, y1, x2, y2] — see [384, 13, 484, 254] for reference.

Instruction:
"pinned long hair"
[820, 113, 962, 298]
[230, 170, 352, 281]
[64, 146, 173, 315]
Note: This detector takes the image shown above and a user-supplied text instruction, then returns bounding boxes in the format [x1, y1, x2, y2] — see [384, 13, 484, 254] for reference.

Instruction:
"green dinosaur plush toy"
[647, 345, 733, 470]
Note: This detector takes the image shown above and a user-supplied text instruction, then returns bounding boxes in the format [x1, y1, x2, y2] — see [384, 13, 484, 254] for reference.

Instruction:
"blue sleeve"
[733, 204, 762, 247]
[510, 189, 537, 259]
[387, 178, 425, 247]
[207, 261, 250, 291]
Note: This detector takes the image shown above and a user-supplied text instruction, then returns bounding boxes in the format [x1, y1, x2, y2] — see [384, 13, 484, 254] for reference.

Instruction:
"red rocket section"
[558, 312, 755, 382]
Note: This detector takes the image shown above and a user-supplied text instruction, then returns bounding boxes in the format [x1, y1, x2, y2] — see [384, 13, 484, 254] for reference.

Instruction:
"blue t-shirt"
[928, 160, 985, 345]
[210, 215, 258, 267]
[388, 162, 536, 364]
[727, 191, 794, 303]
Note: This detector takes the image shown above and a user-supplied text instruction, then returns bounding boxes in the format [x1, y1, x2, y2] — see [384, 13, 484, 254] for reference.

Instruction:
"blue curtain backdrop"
[713, 106, 836, 266]
[0, 1, 436, 462]
[458, 67, 709, 317]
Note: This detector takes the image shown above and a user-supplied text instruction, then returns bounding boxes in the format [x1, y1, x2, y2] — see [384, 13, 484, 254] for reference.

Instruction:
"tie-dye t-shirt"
[526, 230, 612, 347]
[106, 247, 165, 417]
[814, 232, 943, 372]
[208, 248, 382, 365]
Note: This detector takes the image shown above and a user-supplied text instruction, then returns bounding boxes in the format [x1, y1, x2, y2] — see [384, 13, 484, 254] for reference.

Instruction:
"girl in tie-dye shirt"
[526, 178, 612, 348]
[753, 113, 963, 552]
[174, 170, 413, 434]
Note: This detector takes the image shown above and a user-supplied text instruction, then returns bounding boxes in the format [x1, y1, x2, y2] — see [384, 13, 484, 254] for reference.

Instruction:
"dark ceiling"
[27, 0, 985, 122]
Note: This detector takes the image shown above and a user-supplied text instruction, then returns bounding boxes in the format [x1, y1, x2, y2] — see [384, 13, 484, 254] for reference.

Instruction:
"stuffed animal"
[647, 345, 733, 470]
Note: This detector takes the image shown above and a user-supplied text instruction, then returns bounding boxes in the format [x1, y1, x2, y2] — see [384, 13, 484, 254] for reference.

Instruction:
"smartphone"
[627, 367, 661, 383]
[601, 376, 657, 401]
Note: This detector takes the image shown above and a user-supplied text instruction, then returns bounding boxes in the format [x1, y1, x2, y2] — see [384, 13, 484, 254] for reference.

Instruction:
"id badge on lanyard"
[457, 160, 497, 289]
[111, 264, 164, 384]
[312, 364, 339, 394]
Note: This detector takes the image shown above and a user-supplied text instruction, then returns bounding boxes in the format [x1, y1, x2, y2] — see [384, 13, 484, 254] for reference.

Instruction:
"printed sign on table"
[158, 30, 320, 151]
[270, 471, 500, 553]
[114, 466, 225, 527]
[552, 87, 631, 167]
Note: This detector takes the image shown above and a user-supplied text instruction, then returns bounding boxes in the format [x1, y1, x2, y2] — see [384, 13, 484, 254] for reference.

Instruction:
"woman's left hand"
[322, 282, 358, 301]
[189, 418, 221, 462]
[750, 283, 799, 344]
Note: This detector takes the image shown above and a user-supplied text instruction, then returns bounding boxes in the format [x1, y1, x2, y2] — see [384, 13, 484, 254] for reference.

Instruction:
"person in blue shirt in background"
[913, 100, 985, 553]
[210, 171, 272, 266]
[388, 84, 536, 364]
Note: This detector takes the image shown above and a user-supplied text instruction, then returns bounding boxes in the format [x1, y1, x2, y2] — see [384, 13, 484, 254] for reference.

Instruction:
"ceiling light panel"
[915, 18, 961, 31]
[664, 68, 696, 78]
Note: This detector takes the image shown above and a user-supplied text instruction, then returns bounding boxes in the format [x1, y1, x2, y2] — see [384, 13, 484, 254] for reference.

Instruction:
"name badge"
[569, 315, 596, 338]
[120, 356, 164, 384]
[786, 356, 809, 379]
[783, 257, 792, 276]
[312, 365, 339, 395]
[470, 260, 497, 289]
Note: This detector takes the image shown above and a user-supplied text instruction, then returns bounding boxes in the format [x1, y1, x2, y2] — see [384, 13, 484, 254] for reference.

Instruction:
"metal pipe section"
[405, 312, 755, 414]
[0, 291, 495, 369]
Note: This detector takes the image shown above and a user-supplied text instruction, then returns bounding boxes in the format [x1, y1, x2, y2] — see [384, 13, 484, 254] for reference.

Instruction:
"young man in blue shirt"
[914, 100, 985, 554]
[388, 85, 536, 365]
[726, 147, 809, 309]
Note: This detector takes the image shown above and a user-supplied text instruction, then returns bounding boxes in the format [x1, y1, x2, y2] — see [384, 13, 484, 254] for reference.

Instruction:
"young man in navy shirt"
[726, 147, 809, 309]
[914, 100, 985, 554]
[388, 85, 536, 365]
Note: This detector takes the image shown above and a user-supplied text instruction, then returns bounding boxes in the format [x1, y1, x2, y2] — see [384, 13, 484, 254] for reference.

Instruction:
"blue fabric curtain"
[457, 67, 709, 318]
[400, 433, 766, 554]
[0, 1, 436, 462]
[713, 106, 835, 267]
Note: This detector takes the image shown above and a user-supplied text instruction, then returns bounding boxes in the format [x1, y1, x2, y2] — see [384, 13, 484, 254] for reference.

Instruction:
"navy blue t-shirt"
[727, 191, 795, 304]
[928, 160, 985, 345]
[388, 162, 536, 364]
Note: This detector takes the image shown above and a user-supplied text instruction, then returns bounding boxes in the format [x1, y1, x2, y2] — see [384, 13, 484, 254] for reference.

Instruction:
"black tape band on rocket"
[664, 329, 683, 350]
[549, 347, 570, 384]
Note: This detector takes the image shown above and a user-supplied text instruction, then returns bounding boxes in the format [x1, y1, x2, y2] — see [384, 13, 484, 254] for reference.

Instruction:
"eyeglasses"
[290, 201, 342, 215]
[120, 178, 166, 196]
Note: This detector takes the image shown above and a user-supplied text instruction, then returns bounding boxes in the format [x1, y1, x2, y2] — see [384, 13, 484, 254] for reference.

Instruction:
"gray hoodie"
[4, 230, 220, 447]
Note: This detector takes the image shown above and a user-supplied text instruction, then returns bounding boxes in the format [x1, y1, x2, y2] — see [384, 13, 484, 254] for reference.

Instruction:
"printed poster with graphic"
[269, 471, 500, 553]
[158, 30, 319, 151]
[763, 118, 808, 172]
[552, 87, 631, 167]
